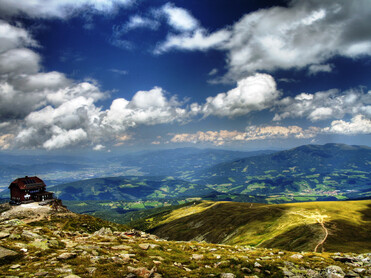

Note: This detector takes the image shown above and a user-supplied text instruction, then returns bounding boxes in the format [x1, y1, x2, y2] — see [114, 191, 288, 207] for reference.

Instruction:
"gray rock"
[48, 239, 60, 248]
[54, 267, 73, 273]
[0, 232, 10, 239]
[254, 261, 262, 268]
[283, 270, 295, 277]
[138, 243, 149, 250]
[57, 252, 77, 260]
[290, 254, 304, 260]
[345, 270, 359, 277]
[191, 254, 204, 260]
[324, 265, 345, 278]
[304, 269, 319, 277]
[332, 256, 356, 263]
[22, 230, 43, 240]
[127, 266, 155, 278]
[111, 245, 132, 250]
[9, 264, 21, 269]
[220, 273, 235, 278]
[9, 234, 21, 240]
[352, 268, 365, 274]
[0, 246, 18, 260]
[93, 227, 112, 236]
[34, 272, 48, 276]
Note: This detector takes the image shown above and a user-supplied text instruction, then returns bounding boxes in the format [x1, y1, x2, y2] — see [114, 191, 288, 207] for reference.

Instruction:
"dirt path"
[314, 219, 328, 253]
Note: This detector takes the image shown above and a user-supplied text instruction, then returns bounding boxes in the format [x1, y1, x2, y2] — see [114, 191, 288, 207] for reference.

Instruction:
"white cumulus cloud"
[43, 127, 88, 150]
[199, 73, 280, 117]
[161, 3, 199, 32]
[93, 144, 106, 151]
[274, 89, 371, 122]
[155, 28, 230, 54]
[0, 21, 190, 150]
[323, 115, 371, 135]
[155, 1, 371, 82]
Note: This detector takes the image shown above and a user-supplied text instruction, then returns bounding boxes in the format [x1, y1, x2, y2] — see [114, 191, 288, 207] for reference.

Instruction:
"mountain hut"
[9, 176, 53, 203]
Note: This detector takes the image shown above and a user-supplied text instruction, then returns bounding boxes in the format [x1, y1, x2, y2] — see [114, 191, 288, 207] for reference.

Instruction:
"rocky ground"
[0, 202, 370, 278]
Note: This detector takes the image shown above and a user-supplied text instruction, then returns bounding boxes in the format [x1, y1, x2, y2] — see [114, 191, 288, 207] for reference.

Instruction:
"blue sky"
[0, 0, 370, 152]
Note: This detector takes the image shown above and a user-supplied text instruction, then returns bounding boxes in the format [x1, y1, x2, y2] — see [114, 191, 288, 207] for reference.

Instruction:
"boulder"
[0, 232, 10, 239]
[290, 254, 304, 260]
[191, 254, 204, 260]
[331, 256, 356, 263]
[93, 227, 112, 236]
[138, 243, 150, 250]
[352, 268, 365, 274]
[324, 265, 345, 278]
[34, 272, 48, 276]
[111, 245, 132, 250]
[22, 230, 43, 240]
[0, 246, 18, 261]
[57, 252, 77, 260]
[127, 266, 156, 278]
[220, 273, 235, 278]
[254, 262, 262, 268]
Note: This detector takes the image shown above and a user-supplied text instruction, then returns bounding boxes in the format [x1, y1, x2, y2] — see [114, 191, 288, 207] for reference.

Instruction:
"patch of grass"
[145, 200, 371, 253]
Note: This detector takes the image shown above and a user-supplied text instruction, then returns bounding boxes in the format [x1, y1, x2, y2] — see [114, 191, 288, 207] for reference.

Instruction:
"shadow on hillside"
[149, 202, 289, 244]
[262, 218, 371, 253]
[360, 203, 371, 221]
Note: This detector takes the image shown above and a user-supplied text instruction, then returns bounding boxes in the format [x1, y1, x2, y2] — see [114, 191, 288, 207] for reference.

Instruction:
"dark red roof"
[9, 176, 46, 190]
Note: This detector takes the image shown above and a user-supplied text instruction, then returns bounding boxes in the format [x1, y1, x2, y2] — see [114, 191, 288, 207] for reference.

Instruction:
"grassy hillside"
[2, 203, 369, 277]
[131, 200, 371, 253]
[196, 143, 371, 201]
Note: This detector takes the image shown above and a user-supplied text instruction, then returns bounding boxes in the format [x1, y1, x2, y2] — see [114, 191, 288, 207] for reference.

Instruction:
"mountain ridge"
[131, 199, 371, 253]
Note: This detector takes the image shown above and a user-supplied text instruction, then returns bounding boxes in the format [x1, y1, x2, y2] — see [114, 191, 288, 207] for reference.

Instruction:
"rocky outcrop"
[0, 203, 370, 277]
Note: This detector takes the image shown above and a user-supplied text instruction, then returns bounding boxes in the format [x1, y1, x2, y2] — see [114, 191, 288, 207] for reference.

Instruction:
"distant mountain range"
[0, 147, 274, 191]
[1, 143, 370, 205]
[194, 143, 371, 202]
[51, 176, 215, 201]
[112, 147, 275, 176]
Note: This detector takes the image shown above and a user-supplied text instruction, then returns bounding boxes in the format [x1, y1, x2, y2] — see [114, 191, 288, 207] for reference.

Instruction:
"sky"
[0, 0, 370, 153]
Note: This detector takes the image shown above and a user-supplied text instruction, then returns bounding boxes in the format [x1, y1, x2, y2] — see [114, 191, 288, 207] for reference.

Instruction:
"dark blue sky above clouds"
[0, 0, 370, 152]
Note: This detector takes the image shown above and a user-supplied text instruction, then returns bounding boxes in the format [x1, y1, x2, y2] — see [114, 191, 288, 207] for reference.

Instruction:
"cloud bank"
[0, 21, 188, 150]
[0, 5, 370, 151]
[0, 0, 134, 18]
[274, 89, 371, 122]
[170, 125, 319, 146]
[155, 0, 371, 81]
